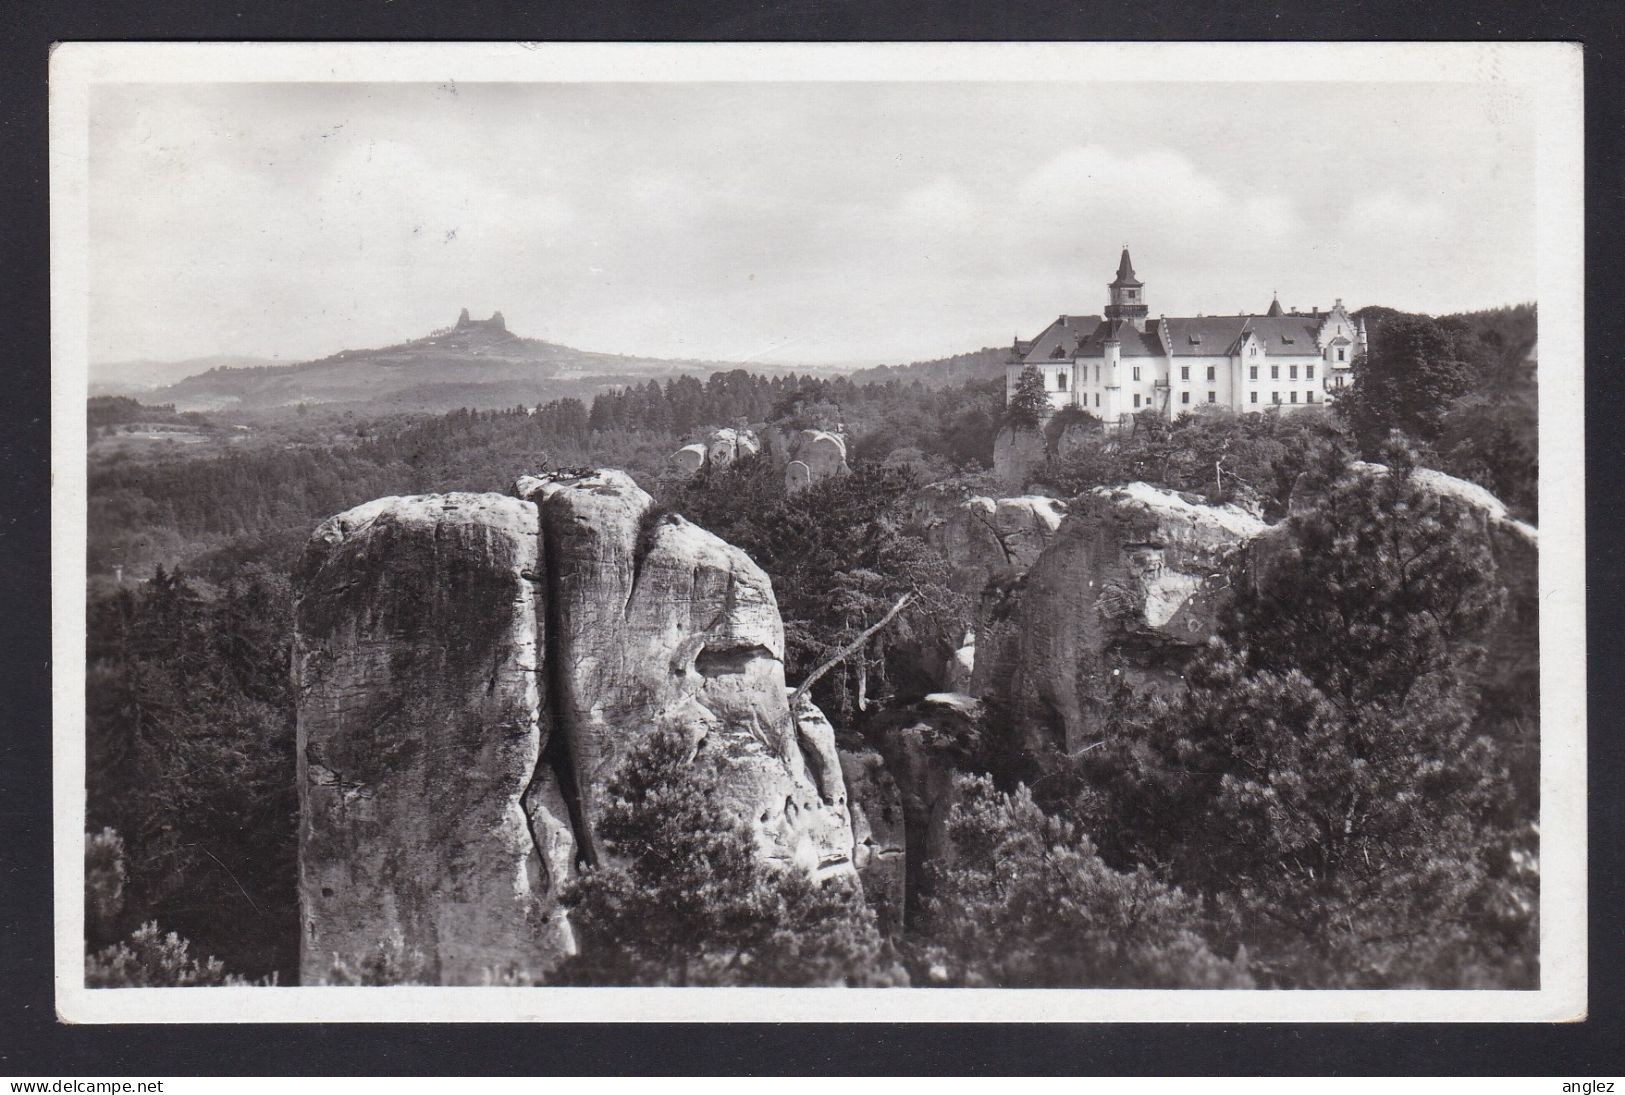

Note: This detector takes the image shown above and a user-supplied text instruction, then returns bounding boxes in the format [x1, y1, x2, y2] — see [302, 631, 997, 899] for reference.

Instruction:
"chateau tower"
[1104, 247, 1149, 332]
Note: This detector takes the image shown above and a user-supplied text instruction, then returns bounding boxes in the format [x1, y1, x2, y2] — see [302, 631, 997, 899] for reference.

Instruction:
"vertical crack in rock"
[294, 492, 561, 985]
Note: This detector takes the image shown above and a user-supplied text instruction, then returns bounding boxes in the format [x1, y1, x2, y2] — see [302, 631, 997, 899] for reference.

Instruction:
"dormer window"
[1249, 345, 1257, 357]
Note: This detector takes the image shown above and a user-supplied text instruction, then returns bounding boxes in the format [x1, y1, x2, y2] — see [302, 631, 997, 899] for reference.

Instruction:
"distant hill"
[91, 354, 283, 395]
[845, 346, 1010, 389]
[142, 311, 837, 414]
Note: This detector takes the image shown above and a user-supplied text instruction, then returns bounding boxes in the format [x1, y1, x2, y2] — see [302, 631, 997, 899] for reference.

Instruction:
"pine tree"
[1004, 366, 1050, 435]
[919, 775, 1250, 988]
[551, 728, 905, 987]
[1073, 440, 1534, 987]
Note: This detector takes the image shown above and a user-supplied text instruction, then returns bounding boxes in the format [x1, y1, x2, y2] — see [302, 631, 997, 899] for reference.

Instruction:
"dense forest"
[83, 302, 1538, 988]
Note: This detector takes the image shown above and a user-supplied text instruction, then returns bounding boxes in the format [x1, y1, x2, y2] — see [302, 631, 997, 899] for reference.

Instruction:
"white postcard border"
[49, 40, 1587, 1024]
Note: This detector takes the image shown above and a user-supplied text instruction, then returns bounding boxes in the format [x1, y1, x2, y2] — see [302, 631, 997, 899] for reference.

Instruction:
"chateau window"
[1273, 391, 1281, 404]
[1289, 365, 1298, 379]
[1181, 391, 1190, 405]
[1338, 348, 1346, 362]
[1307, 365, 1315, 380]
[1180, 365, 1189, 381]
[1290, 391, 1298, 403]
[1206, 365, 1215, 382]
[1271, 365, 1280, 380]
[1057, 372, 1068, 391]
[1307, 391, 1315, 403]
[1250, 392, 1259, 404]
[1094, 392, 1100, 407]
[1133, 366, 1141, 381]
[1249, 365, 1258, 381]
[1095, 365, 1100, 382]
[1249, 346, 1257, 357]
[1208, 391, 1216, 404]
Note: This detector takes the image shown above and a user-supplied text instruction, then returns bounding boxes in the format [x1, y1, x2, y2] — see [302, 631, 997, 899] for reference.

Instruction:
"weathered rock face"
[770, 427, 849, 492]
[514, 469, 856, 879]
[670, 443, 707, 476]
[992, 427, 1047, 493]
[869, 693, 979, 928]
[932, 495, 1068, 590]
[972, 483, 1268, 752]
[837, 748, 907, 937]
[296, 470, 862, 983]
[797, 430, 847, 481]
[943, 633, 976, 692]
[668, 427, 760, 476]
[992, 419, 1096, 492]
[292, 493, 562, 985]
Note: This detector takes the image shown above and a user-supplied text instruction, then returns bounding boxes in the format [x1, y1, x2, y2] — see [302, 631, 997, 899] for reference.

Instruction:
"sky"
[88, 79, 1537, 367]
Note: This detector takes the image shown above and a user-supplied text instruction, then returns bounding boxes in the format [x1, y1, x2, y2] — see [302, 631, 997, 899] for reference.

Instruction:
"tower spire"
[1105, 247, 1147, 330]
[1266, 291, 1284, 318]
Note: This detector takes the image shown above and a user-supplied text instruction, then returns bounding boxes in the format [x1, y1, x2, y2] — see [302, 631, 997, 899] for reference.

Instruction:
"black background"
[2, 0, 1620, 1076]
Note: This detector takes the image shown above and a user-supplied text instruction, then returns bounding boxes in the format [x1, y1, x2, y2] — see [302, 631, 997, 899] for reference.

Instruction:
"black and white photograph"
[49, 41, 1586, 1023]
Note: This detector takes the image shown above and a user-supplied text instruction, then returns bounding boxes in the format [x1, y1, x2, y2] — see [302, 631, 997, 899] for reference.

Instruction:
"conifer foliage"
[552, 729, 905, 987]
[1072, 439, 1535, 987]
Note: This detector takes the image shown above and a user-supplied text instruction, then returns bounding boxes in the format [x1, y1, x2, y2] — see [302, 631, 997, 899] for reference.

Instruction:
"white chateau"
[1006, 248, 1367, 425]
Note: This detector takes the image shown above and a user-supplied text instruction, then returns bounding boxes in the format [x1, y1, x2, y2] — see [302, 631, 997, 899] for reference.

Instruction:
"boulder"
[670, 443, 706, 476]
[776, 427, 849, 492]
[785, 460, 811, 492]
[798, 429, 847, 482]
[669, 427, 762, 476]
[972, 483, 1268, 753]
[292, 492, 563, 985]
[943, 633, 976, 692]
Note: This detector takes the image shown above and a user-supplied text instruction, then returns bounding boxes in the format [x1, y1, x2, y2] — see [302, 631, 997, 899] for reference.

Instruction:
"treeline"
[86, 567, 299, 980]
[88, 396, 208, 429]
[1342, 303, 1537, 520]
[88, 372, 1006, 583]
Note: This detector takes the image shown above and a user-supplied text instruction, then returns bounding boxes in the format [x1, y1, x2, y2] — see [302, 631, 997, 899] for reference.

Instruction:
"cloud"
[1341, 191, 1451, 237]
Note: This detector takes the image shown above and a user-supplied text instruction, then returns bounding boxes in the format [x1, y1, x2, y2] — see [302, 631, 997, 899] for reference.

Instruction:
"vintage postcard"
[50, 41, 1585, 1022]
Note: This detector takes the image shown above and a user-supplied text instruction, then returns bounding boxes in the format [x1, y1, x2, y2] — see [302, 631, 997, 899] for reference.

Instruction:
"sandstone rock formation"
[670, 443, 707, 476]
[295, 470, 859, 983]
[837, 748, 906, 937]
[992, 418, 1097, 493]
[972, 483, 1268, 752]
[796, 430, 848, 482]
[867, 693, 981, 927]
[931, 495, 1068, 590]
[511, 469, 856, 880]
[667, 427, 760, 477]
[293, 493, 562, 985]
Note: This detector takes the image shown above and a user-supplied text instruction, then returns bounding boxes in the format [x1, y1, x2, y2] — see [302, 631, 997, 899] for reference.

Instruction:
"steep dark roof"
[1162, 316, 1250, 356]
[1019, 314, 1104, 366]
[1266, 294, 1284, 317]
[1238, 315, 1325, 356]
[1109, 248, 1142, 288]
[1073, 318, 1164, 358]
